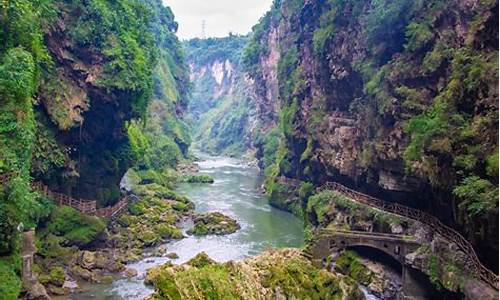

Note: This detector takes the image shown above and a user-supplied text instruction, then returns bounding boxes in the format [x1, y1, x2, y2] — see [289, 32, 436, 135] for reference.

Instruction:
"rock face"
[244, 0, 498, 270]
[184, 37, 258, 157]
[32, 0, 190, 206]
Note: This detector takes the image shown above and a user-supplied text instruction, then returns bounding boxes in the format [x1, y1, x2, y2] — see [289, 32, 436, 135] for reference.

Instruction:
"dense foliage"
[147, 249, 359, 299]
[186, 35, 256, 157]
[45, 206, 106, 247]
[0, 0, 53, 256]
[0, 0, 190, 296]
[185, 35, 248, 67]
[245, 0, 498, 230]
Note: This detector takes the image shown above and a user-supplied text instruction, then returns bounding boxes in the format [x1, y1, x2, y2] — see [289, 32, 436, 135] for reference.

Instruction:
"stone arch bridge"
[305, 229, 420, 265]
[305, 229, 435, 299]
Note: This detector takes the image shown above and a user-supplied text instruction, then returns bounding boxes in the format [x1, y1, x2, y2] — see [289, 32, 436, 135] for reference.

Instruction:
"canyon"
[0, 0, 498, 299]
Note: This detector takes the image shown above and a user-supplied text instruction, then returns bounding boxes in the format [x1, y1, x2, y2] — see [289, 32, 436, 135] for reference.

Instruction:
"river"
[74, 154, 305, 299]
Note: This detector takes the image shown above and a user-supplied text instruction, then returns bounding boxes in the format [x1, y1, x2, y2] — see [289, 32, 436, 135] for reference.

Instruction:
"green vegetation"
[68, 0, 156, 112]
[187, 212, 240, 236]
[185, 35, 249, 67]
[307, 191, 335, 224]
[194, 93, 253, 157]
[453, 176, 498, 217]
[335, 251, 373, 285]
[0, 253, 22, 300]
[1, 0, 191, 296]
[306, 190, 404, 231]
[0, 0, 53, 255]
[147, 249, 358, 300]
[115, 195, 186, 247]
[186, 35, 254, 157]
[45, 206, 106, 247]
[180, 174, 214, 184]
[254, 127, 281, 170]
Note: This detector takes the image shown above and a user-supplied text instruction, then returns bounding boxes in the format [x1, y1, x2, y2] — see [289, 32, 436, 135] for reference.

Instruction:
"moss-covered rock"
[111, 188, 192, 250]
[334, 251, 373, 286]
[146, 249, 363, 300]
[187, 212, 240, 236]
[306, 191, 408, 234]
[186, 252, 216, 268]
[180, 174, 214, 183]
[45, 206, 107, 247]
[49, 266, 66, 287]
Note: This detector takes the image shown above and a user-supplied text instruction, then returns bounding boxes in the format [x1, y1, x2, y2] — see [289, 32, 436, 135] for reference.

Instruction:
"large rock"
[79, 251, 95, 270]
[187, 212, 240, 236]
[26, 282, 51, 300]
[463, 279, 498, 300]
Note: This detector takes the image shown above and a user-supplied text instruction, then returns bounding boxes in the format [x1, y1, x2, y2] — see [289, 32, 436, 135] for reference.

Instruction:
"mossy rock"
[187, 212, 240, 236]
[334, 251, 373, 286]
[181, 174, 215, 183]
[47, 285, 69, 296]
[146, 249, 358, 300]
[153, 224, 183, 240]
[186, 252, 216, 268]
[136, 229, 160, 246]
[49, 266, 65, 287]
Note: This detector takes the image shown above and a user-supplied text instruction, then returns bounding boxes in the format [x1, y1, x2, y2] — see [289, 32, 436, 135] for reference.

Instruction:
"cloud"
[163, 0, 273, 40]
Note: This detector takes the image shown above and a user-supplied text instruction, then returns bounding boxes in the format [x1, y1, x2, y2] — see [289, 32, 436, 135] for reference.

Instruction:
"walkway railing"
[32, 182, 98, 214]
[317, 228, 418, 242]
[1, 172, 129, 218]
[317, 182, 498, 289]
[95, 198, 129, 218]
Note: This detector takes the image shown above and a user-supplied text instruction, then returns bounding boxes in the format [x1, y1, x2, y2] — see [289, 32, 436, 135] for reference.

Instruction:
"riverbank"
[63, 154, 304, 299]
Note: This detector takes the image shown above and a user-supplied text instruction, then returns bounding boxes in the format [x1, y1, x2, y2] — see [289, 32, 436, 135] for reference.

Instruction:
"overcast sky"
[163, 0, 273, 40]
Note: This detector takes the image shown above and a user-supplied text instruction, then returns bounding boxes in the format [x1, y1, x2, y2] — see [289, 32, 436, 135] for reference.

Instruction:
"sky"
[163, 0, 274, 40]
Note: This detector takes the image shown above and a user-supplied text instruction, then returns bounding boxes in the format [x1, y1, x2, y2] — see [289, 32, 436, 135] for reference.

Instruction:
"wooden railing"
[0, 172, 129, 218]
[317, 182, 499, 290]
[95, 198, 129, 218]
[33, 181, 130, 218]
[32, 182, 98, 214]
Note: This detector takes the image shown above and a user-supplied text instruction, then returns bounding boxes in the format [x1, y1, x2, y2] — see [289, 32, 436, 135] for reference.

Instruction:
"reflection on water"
[74, 154, 305, 299]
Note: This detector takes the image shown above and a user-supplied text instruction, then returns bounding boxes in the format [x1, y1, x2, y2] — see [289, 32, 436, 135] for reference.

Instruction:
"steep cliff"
[0, 1, 189, 295]
[244, 0, 498, 270]
[32, 0, 189, 206]
[185, 36, 258, 157]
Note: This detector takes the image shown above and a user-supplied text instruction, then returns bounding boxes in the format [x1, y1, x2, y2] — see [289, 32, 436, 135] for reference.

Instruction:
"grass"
[0, 253, 21, 300]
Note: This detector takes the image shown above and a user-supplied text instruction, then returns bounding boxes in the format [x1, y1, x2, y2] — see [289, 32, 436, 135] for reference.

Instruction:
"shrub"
[182, 174, 214, 184]
[486, 153, 499, 177]
[453, 176, 498, 217]
[46, 206, 106, 246]
[307, 191, 334, 224]
[49, 266, 65, 286]
[0, 254, 21, 300]
[335, 251, 372, 285]
[298, 182, 314, 200]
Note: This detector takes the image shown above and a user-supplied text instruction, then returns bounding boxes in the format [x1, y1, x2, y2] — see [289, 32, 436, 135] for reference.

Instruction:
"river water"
[74, 155, 305, 299]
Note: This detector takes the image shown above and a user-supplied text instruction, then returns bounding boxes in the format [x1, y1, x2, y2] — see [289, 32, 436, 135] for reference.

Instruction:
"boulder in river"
[187, 212, 240, 236]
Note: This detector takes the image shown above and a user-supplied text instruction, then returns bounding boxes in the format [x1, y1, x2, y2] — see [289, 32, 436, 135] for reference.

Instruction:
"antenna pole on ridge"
[201, 20, 207, 39]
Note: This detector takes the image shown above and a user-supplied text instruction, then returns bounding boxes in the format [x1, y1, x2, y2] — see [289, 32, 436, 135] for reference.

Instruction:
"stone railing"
[317, 181, 499, 290]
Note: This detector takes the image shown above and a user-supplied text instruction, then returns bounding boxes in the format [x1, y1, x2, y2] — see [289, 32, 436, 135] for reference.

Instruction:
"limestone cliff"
[185, 36, 258, 157]
[243, 0, 498, 270]
[33, 0, 190, 205]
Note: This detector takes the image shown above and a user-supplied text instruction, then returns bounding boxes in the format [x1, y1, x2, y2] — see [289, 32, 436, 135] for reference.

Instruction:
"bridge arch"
[330, 237, 405, 263]
[346, 245, 403, 275]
